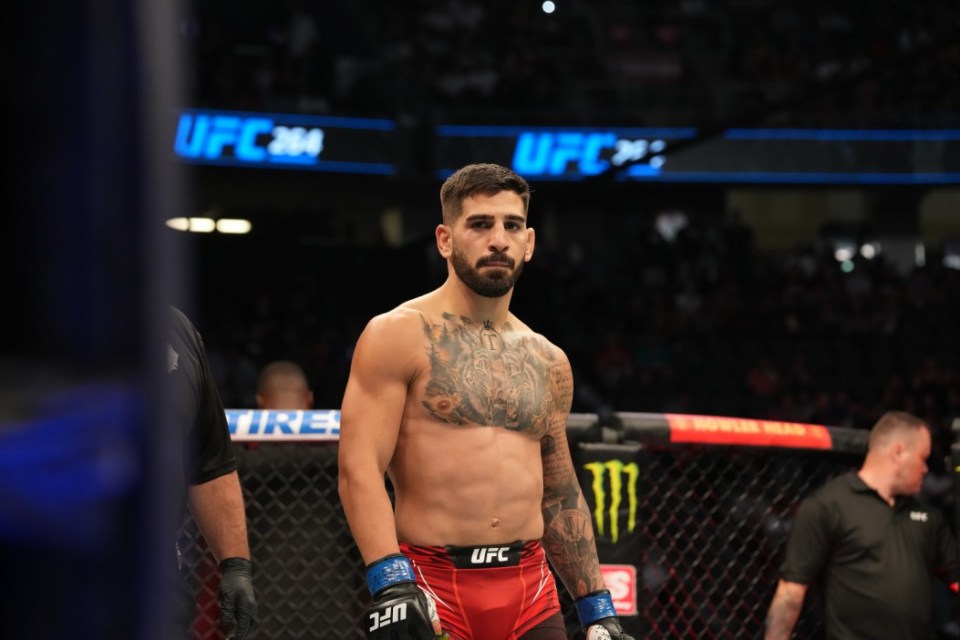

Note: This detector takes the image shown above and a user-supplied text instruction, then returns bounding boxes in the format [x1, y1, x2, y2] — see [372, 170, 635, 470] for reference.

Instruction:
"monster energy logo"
[584, 460, 639, 543]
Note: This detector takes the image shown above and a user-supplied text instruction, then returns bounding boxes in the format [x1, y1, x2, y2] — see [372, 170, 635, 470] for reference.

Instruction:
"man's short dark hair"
[439, 163, 531, 225]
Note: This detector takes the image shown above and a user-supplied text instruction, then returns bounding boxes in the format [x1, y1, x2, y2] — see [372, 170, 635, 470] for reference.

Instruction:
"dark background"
[3, 1, 958, 638]
[176, 0, 960, 452]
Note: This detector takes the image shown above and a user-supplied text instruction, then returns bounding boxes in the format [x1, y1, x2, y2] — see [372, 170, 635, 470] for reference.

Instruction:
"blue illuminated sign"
[174, 109, 396, 175]
[513, 131, 672, 177]
[435, 125, 696, 180]
[435, 124, 960, 185]
[176, 113, 320, 164]
[170, 108, 960, 184]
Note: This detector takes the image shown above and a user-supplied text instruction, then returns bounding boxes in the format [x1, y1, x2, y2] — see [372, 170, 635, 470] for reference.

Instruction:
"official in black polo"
[763, 410, 959, 640]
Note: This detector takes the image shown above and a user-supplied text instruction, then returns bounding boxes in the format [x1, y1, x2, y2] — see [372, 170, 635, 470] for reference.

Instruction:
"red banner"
[666, 414, 833, 449]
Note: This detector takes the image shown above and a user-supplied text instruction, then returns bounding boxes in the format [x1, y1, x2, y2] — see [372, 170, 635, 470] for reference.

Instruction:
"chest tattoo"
[420, 313, 554, 434]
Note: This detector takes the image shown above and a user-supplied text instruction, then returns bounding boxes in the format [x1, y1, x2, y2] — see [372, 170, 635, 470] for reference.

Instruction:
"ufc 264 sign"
[584, 460, 639, 543]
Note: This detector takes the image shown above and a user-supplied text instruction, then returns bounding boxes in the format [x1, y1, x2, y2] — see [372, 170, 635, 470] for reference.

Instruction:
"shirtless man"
[338, 163, 633, 640]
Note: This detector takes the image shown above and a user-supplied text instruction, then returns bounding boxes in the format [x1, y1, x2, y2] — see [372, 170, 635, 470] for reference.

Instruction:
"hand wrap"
[364, 554, 445, 640]
[576, 589, 636, 640]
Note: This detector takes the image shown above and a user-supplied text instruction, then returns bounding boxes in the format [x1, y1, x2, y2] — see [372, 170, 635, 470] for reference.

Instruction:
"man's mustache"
[477, 255, 515, 268]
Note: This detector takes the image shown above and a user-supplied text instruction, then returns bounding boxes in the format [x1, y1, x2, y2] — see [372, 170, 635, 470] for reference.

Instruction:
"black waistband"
[443, 540, 526, 568]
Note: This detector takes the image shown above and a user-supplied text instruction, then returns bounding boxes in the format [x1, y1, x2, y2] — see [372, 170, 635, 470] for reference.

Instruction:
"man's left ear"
[436, 223, 452, 258]
[524, 227, 535, 262]
[892, 441, 906, 461]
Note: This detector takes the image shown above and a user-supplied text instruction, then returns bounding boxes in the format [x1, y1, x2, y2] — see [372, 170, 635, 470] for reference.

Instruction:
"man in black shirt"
[167, 306, 258, 639]
[764, 410, 959, 640]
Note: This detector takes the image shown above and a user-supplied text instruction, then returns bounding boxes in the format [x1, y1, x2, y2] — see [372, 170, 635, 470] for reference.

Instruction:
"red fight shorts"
[400, 540, 563, 640]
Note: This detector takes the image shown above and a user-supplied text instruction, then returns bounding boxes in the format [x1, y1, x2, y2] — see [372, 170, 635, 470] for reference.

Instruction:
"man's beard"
[451, 245, 524, 298]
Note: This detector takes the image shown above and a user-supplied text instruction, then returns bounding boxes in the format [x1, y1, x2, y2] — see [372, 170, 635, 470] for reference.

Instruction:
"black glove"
[366, 581, 445, 639]
[219, 557, 257, 640]
[365, 554, 444, 639]
[576, 589, 635, 640]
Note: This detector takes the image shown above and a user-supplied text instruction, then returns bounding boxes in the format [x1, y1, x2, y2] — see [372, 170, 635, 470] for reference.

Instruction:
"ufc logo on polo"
[910, 511, 928, 522]
[471, 547, 510, 564]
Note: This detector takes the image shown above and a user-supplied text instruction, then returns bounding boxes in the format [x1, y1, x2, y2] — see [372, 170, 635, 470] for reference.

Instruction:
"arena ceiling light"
[216, 218, 252, 234]
[165, 217, 251, 234]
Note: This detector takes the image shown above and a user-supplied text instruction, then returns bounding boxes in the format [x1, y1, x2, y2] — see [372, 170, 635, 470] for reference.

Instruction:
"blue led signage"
[174, 109, 397, 175]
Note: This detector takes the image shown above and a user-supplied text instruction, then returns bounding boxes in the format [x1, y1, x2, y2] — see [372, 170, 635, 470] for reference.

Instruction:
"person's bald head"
[256, 361, 314, 410]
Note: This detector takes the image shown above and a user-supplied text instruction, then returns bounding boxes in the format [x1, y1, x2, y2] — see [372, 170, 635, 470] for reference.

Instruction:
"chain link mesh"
[181, 443, 367, 639]
[180, 440, 861, 639]
[575, 446, 857, 639]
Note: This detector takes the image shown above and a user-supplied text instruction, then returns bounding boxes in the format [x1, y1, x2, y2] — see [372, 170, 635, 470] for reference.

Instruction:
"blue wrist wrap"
[576, 590, 617, 626]
[365, 554, 416, 596]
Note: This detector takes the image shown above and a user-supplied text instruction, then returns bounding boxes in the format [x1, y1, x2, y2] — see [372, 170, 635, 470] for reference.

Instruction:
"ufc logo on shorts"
[369, 603, 408, 631]
[910, 511, 928, 522]
[471, 547, 510, 564]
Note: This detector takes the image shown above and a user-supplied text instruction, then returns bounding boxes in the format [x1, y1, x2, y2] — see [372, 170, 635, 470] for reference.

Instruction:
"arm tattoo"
[541, 469, 601, 595]
[539, 359, 604, 596]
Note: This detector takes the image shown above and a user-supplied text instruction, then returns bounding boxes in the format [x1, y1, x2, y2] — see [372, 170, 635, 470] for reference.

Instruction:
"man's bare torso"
[389, 308, 561, 546]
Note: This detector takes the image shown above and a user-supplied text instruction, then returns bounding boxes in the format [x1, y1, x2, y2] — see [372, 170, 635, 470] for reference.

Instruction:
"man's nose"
[488, 224, 509, 250]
